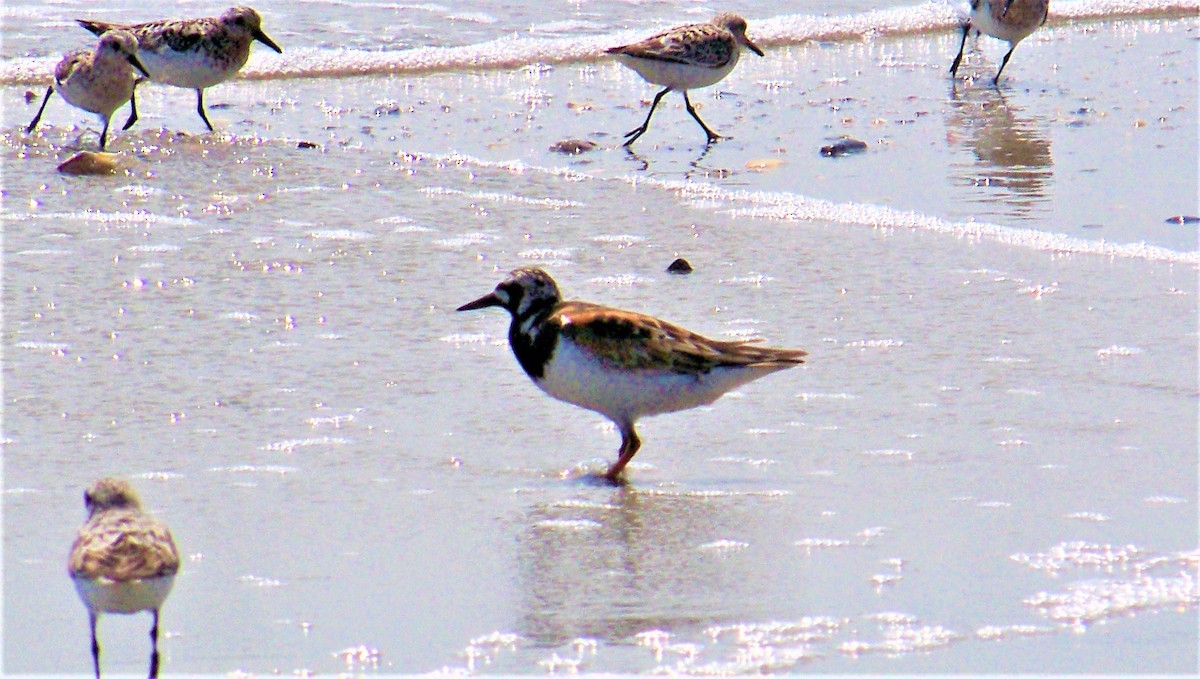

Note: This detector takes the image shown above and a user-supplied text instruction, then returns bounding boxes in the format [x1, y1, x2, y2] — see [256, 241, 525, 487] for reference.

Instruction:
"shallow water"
[2, 0, 1198, 674]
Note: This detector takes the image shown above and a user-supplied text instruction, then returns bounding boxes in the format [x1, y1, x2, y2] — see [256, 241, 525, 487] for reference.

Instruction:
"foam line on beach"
[422, 152, 1200, 265]
[2, 0, 1195, 85]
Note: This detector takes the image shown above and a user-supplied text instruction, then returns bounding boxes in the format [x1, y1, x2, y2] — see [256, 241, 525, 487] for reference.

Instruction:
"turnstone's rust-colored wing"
[555, 301, 806, 375]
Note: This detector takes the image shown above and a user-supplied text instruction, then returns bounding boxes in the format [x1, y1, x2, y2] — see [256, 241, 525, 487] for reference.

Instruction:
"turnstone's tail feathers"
[556, 302, 806, 375]
[77, 19, 117, 37]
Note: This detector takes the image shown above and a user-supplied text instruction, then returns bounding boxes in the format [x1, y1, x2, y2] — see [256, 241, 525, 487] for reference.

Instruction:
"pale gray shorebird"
[458, 268, 807, 484]
[26, 31, 149, 151]
[950, 0, 1049, 85]
[77, 6, 283, 132]
[69, 478, 180, 679]
[607, 13, 764, 147]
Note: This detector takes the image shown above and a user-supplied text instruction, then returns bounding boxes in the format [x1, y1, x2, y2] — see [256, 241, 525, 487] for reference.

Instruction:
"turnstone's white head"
[457, 267, 561, 320]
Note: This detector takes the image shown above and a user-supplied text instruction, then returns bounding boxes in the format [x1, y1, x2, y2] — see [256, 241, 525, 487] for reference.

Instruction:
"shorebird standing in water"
[950, 0, 1049, 85]
[69, 478, 180, 679]
[458, 267, 806, 484]
[26, 30, 149, 151]
[77, 6, 283, 132]
[607, 13, 764, 147]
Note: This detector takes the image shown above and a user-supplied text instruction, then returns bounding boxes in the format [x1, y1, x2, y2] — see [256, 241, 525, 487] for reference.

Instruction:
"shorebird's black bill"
[128, 54, 151, 79]
[457, 292, 502, 312]
[745, 39, 764, 57]
[254, 28, 283, 54]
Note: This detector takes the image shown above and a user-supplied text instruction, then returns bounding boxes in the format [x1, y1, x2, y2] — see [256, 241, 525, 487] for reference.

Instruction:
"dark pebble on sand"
[820, 138, 868, 157]
[550, 139, 597, 154]
[24, 90, 36, 104]
[667, 258, 693, 275]
[1164, 215, 1200, 225]
[297, 141, 319, 149]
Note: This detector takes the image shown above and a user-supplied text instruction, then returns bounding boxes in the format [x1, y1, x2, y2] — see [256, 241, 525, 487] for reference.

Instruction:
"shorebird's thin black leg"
[195, 89, 214, 132]
[148, 609, 161, 679]
[123, 80, 143, 131]
[950, 23, 971, 77]
[89, 613, 102, 679]
[683, 90, 720, 144]
[26, 87, 54, 133]
[623, 87, 670, 147]
[993, 45, 1017, 86]
[98, 117, 111, 151]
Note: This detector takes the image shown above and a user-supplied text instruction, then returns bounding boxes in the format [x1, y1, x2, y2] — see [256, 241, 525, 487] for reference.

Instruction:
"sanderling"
[77, 6, 282, 132]
[26, 31, 149, 151]
[69, 478, 180, 679]
[950, 0, 1049, 85]
[607, 13, 764, 147]
[458, 267, 807, 484]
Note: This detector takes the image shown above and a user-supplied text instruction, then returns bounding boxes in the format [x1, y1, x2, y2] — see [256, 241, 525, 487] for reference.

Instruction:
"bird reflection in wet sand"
[516, 487, 774, 653]
[946, 84, 1052, 219]
[457, 267, 806, 485]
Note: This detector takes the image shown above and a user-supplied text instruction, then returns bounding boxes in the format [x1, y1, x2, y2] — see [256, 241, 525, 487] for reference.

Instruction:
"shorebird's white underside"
[73, 574, 176, 615]
[537, 339, 785, 425]
[614, 53, 738, 91]
[139, 50, 248, 90]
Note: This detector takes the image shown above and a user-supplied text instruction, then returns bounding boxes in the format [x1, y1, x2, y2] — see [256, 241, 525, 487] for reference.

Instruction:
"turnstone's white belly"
[538, 337, 774, 423]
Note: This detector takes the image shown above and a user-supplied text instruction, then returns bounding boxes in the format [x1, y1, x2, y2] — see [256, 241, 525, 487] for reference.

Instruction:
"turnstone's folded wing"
[556, 302, 804, 375]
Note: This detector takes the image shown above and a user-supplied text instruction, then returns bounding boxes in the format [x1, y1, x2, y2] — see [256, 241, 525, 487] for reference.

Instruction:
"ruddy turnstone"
[457, 267, 807, 484]
[69, 478, 180, 679]
[77, 6, 283, 132]
[607, 13, 764, 147]
[25, 30, 149, 151]
[950, 0, 1049, 85]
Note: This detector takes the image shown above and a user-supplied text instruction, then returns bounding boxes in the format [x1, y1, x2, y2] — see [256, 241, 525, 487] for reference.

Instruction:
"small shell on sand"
[745, 158, 785, 172]
[549, 139, 597, 154]
[56, 151, 128, 176]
